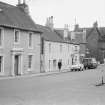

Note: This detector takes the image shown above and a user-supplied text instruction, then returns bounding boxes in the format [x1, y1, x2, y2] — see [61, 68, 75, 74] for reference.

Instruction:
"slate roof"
[77, 26, 105, 42]
[0, 1, 14, 9]
[0, 2, 42, 32]
[55, 29, 80, 44]
[74, 32, 86, 44]
[36, 24, 75, 44]
[78, 26, 105, 36]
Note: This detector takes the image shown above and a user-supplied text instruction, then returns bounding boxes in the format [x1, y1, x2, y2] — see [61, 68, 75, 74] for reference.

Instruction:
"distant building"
[73, 24, 87, 62]
[75, 22, 105, 63]
[0, 1, 42, 76]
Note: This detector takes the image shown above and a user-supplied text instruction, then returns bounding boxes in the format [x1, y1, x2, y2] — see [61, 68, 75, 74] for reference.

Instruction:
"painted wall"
[0, 27, 41, 76]
[43, 40, 75, 72]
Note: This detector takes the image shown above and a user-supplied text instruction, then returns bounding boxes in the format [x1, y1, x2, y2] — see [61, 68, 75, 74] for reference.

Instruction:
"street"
[0, 65, 105, 105]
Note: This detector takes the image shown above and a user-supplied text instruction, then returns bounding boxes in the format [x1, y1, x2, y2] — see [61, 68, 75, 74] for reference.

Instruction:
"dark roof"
[74, 32, 86, 44]
[55, 29, 72, 41]
[0, 2, 42, 32]
[98, 27, 105, 36]
[55, 29, 82, 44]
[36, 25, 66, 43]
[0, 1, 14, 9]
[77, 26, 105, 37]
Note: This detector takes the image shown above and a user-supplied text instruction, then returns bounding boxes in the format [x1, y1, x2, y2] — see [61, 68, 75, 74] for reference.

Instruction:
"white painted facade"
[43, 40, 80, 72]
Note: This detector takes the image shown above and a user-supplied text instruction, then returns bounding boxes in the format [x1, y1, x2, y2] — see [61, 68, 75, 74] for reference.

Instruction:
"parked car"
[83, 58, 98, 69]
[70, 63, 84, 71]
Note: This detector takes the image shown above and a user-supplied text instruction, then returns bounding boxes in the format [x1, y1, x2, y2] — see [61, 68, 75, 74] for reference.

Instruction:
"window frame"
[27, 54, 33, 71]
[0, 55, 4, 74]
[14, 29, 20, 44]
[49, 43, 51, 53]
[0, 27, 4, 48]
[60, 44, 62, 53]
[28, 32, 33, 49]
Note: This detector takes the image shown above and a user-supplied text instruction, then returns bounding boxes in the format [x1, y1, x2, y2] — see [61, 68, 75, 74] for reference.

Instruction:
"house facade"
[0, 1, 42, 76]
[43, 41, 73, 72]
[38, 17, 80, 72]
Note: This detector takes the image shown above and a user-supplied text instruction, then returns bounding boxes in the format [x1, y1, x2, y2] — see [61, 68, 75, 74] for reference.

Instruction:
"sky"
[1, 0, 105, 30]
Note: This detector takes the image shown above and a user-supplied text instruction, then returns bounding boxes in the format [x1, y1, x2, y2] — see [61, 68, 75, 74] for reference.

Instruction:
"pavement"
[0, 63, 104, 80]
[0, 69, 70, 80]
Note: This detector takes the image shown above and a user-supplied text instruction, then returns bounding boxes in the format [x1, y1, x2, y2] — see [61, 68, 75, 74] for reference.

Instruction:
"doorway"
[14, 55, 19, 76]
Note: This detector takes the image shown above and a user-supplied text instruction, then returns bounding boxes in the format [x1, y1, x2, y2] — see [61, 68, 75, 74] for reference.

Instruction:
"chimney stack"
[64, 24, 69, 38]
[93, 21, 98, 28]
[17, 0, 29, 15]
[45, 16, 54, 30]
[18, 0, 21, 5]
[23, 0, 26, 4]
[74, 24, 79, 31]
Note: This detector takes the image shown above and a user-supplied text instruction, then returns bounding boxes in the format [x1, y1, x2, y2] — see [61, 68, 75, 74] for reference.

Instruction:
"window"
[28, 55, 32, 69]
[60, 45, 62, 52]
[49, 43, 51, 53]
[41, 37, 44, 54]
[75, 46, 78, 52]
[68, 44, 69, 52]
[0, 56, 3, 72]
[0, 29, 3, 47]
[29, 33, 33, 48]
[14, 30, 19, 43]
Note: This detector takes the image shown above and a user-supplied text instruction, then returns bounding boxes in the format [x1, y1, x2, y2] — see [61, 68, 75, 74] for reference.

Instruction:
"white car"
[70, 63, 84, 71]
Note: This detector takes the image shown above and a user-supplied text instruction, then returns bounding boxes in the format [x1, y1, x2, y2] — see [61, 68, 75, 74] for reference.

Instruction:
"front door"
[14, 55, 19, 76]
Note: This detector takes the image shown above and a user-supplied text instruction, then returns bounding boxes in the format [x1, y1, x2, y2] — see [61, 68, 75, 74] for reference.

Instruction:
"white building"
[37, 17, 80, 72]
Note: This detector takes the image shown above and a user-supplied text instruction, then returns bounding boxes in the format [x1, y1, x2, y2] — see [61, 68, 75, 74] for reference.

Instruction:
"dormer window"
[14, 30, 20, 44]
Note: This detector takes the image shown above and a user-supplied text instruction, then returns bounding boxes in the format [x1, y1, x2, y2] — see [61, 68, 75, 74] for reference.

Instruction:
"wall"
[44, 40, 73, 72]
[0, 27, 41, 76]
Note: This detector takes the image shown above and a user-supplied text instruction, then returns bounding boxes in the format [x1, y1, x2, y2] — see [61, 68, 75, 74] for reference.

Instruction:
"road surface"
[0, 64, 105, 105]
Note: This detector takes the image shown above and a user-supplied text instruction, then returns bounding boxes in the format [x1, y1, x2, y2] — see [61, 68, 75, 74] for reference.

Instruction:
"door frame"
[12, 53, 23, 76]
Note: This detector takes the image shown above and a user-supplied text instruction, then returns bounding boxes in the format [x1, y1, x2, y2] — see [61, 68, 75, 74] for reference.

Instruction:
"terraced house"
[38, 16, 81, 72]
[0, 1, 42, 77]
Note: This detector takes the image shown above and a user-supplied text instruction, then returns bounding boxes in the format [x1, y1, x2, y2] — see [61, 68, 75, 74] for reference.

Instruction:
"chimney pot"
[74, 24, 79, 31]
[93, 21, 98, 28]
[18, 0, 21, 4]
[23, 0, 26, 4]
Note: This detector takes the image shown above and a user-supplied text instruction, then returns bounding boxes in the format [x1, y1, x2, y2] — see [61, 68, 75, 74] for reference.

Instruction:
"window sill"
[14, 42, 20, 45]
[28, 47, 33, 49]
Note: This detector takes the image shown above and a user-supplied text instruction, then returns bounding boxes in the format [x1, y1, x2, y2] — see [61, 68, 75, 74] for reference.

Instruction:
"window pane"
[0, 56, 2, 72]
[28, 55, 32, 69]
[49, 43, 51, 53]
[15, 31, 19, 43]
[29, 33, 32, 47]
[0, 29, 2, 46]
